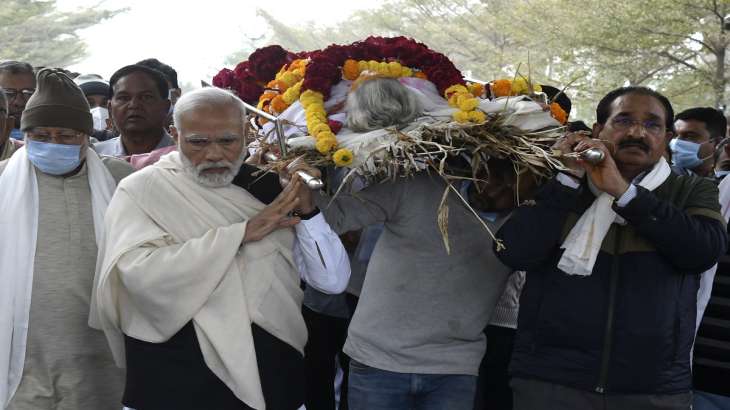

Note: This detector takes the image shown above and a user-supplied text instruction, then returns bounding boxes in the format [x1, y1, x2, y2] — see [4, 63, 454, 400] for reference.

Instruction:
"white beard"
[179, 151, 245, 188]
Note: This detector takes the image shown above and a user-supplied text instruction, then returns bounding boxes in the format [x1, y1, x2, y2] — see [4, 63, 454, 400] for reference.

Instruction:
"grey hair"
[0, 88, 7, 116]
[173, 87, 246, 131]
[346, 78, 423, 132]
[0, 61, 35, 77]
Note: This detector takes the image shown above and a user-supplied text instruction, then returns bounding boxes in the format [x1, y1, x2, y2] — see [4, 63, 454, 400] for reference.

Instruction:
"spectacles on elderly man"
[610, 116, 665, 137]
[183, 135, 242, 151]
[26, 130, 86, 145]
[4, 88, 35, 101]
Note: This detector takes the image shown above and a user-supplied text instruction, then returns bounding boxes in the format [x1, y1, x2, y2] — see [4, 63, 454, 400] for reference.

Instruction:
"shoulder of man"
[232, 163, 282, 205]
[100, 155, 135, 184]
[0, 159, 7, 176]
[659, 172, 723, 222]
[92, 137, 120, 155]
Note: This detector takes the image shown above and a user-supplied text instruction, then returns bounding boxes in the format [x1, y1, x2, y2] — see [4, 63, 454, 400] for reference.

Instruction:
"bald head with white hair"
[170, 87, 247, 187]
[346, 77, 423, 132]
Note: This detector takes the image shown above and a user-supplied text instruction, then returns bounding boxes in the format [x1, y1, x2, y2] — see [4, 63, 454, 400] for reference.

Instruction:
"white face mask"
[90, 106, 109, 131]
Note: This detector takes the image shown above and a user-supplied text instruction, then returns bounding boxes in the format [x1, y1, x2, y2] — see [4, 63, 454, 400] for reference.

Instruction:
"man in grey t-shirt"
[294, 156, 540, 410]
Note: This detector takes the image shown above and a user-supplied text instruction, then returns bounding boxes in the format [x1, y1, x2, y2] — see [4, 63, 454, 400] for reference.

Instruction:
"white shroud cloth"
[91, 151, 306, 410]
[0, 147, 116, 407]
[558, 157, 672, 276]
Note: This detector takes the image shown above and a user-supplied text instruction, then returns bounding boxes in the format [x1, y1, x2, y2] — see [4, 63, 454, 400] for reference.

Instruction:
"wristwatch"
[292, 208, 320, 220]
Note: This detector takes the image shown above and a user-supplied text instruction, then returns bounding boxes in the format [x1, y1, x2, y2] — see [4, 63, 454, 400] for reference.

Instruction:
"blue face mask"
[26, 139, 83, 175]
[669, 138, 706, 170]
[9, 128, 24, 140]
[716, 170, 730, 179]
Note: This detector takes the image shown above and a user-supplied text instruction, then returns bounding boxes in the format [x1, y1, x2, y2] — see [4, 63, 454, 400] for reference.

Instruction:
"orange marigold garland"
[215, 37, 495, 162]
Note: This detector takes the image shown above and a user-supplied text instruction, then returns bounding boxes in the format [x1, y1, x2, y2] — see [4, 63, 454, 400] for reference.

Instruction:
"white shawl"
[558, 157, 672, 276]
[91, 151, 306, 410]
[0, 147, 116, 407]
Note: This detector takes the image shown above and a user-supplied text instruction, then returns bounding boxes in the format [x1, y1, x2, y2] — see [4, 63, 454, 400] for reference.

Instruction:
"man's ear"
[169, 125, 179, 143]
[591, 122, 603, 139]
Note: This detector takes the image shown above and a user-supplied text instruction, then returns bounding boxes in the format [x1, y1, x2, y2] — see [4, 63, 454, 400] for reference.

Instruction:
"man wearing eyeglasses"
[92, 87, 351, 410]
[0, 69, 134, 409]
[495, 86, 727, 410]
[0, 61, 36, 140]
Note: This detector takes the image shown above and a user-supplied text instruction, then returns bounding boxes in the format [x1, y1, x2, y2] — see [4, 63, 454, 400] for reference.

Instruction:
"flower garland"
[489, 77, 568, 124]
[445, 84, 486, 124]
[214, 36, 489, 165]
[257, 59, 308, 116]
[343, 59, 415, 80]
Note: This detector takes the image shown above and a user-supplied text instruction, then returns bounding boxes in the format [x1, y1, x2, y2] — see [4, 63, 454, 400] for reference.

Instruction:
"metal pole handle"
[263, 152, 324, 190]
[580, 148, 605, 164]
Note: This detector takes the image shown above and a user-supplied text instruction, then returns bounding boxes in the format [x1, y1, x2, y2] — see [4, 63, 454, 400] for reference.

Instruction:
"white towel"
[0, 148, 116, 407]
[558, 157, 671, 276]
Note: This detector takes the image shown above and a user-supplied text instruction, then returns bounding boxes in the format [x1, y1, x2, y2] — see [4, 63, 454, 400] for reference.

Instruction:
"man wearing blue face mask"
[0, 68, 134, 409]
[670, 107, 727, 178]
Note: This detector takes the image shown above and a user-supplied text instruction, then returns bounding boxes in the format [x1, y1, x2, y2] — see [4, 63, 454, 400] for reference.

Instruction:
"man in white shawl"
[92, 87, 351, 410]
[0, 69, 133, 409]
[495, 86, 727, 410]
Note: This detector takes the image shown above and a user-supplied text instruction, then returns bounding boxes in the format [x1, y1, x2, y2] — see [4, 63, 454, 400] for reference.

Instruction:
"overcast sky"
[56, 0, 380, 88]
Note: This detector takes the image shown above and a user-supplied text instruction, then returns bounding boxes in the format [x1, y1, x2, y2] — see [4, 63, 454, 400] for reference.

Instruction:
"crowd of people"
[0, 56, 728, 410]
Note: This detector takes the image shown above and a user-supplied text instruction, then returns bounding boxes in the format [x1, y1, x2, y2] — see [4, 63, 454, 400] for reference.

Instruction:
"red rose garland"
[214, 37, 477, 160]
[214, 36, 466, 104]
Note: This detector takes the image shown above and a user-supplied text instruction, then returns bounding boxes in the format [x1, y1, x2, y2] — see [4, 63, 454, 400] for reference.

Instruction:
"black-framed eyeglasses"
[4, 88, 35, 101]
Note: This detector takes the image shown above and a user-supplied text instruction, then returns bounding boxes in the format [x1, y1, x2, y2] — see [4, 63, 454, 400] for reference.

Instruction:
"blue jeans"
[347, 359, 477, 410]
[694, 391, 730, 410]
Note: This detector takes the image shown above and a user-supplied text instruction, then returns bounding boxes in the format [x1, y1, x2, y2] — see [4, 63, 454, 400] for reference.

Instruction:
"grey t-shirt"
[316, 173, 512, 376]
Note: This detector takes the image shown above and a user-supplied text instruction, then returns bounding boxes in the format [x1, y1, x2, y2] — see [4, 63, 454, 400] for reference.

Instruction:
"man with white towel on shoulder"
[495, 86, 727, 410]
[0, 68, 133, 410]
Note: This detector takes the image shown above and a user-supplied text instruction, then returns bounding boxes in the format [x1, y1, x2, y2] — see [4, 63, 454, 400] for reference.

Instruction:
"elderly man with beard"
[495, 86, 727, 410]
[92, 87, 350, 410]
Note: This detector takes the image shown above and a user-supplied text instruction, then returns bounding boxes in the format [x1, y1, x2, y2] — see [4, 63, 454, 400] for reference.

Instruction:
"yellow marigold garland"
[301, 59, 422, 160]
[445, 84, 485, 124]
[257, 59, 309, 116]
[332, 148, 354, 167]
[490, 76, 542, 98]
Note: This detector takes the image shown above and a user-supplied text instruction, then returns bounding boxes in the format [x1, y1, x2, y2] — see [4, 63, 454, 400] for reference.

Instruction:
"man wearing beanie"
[94, 64, 175, 157]
[0, 68, 133, 410]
